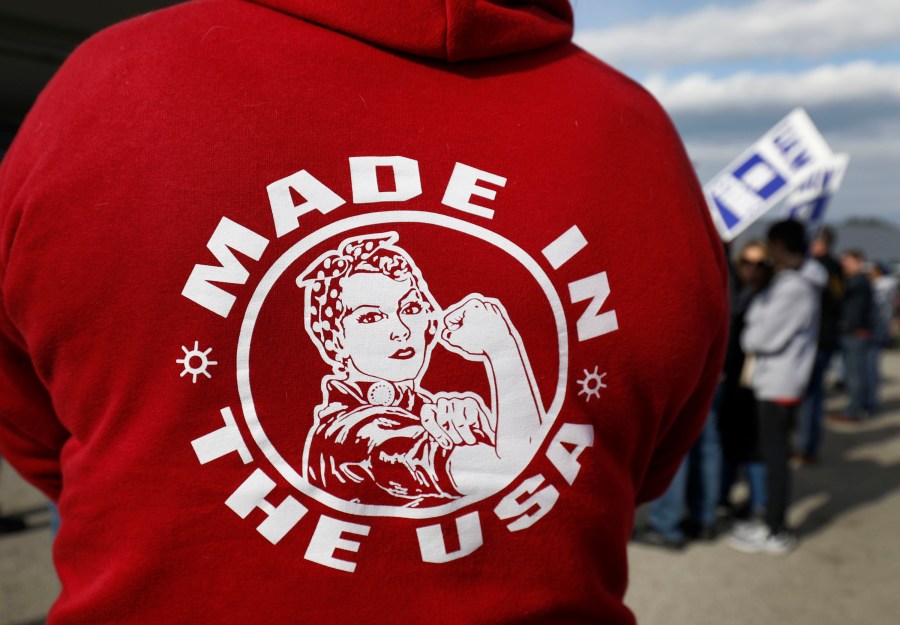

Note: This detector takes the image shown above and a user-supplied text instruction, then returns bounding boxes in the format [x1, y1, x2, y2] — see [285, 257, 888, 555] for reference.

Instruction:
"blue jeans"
[842, 335, 872, 418]
[648, 458, 688, 540]
[721, 460, 767, 512]
[867, 345, 881, 414]
[49, 502, 61, 536]
[798, 349, 832, 457]
[687, 403, 722, 528]
[648, 385, 723, 536]
[745, 462, 767, 511]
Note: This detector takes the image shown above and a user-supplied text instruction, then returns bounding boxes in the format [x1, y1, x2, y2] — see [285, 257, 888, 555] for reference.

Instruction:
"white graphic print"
[577, 367, 607, 402]
[181, 156, 622, 567]
[296, 232, 544, 507]
[176, 341, 218, 383]
[235, 211, 572, 521]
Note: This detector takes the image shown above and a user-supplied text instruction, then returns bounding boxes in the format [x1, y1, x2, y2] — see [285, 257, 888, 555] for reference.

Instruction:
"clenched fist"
[420, 395, 496, 449]
[441, 296, 514, 358]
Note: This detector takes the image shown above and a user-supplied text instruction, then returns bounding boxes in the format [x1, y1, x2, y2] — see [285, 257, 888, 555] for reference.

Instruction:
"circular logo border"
[237, 211, 569, 519]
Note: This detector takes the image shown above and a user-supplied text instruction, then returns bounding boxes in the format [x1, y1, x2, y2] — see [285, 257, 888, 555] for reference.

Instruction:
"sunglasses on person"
[739, 258, 769, 269]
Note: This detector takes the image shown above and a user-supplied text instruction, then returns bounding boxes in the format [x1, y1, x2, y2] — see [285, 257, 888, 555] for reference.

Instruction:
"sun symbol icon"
[577, 366, 607, 402]
[176, 341, 218, 383]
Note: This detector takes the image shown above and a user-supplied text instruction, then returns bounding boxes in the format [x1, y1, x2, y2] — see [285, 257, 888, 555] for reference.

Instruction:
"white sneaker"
[728, 522, 797, 555]
[762, 530, 798, 554]
[727, 521, 768, 552]
[729, 519, 766, 541]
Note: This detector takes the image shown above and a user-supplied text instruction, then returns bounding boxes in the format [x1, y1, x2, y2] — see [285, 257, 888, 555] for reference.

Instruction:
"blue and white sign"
[704, 108, 835, 242]
[783, 153, 850, 236]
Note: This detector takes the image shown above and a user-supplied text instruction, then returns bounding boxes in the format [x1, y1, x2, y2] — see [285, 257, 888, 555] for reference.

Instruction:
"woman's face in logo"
[337, 272, 432, 382]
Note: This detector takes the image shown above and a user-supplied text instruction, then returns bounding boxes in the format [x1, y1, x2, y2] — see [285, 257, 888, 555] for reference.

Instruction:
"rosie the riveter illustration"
[296, 232, 545, 507]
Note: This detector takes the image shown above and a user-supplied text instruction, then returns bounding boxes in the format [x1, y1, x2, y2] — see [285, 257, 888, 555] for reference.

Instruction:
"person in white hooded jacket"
[730, 219, 826, 554]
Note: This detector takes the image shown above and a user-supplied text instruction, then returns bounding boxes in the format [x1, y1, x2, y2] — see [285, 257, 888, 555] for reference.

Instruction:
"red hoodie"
[0, 1, 727, 623]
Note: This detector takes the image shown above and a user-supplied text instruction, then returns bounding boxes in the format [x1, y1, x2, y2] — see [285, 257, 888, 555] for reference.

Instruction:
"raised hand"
[441, 296, 513, 358]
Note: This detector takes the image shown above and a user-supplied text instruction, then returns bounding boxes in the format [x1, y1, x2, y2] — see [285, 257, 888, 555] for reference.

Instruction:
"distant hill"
[733, 218, 900, 269]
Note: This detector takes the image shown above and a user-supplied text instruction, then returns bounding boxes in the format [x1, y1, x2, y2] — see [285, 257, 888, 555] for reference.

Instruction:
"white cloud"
[680, 109, 900, 224]
[574, 0, 900, 68]
[644, 61, 900, 114]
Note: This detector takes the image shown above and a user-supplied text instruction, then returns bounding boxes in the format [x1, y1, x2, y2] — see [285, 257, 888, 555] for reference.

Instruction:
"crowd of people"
[633, 220, 900, 555]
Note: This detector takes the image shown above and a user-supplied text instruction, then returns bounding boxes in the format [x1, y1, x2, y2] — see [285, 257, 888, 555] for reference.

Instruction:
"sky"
[571, 0, 900, 225]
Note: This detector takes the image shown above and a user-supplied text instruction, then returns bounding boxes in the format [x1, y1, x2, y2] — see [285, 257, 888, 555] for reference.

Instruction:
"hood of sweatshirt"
[248, 0, 574, 61]
[799, 257, 828, 290]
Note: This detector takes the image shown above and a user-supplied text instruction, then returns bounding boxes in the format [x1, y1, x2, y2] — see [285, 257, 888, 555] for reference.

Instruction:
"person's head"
[766, 219, 807, 270]
[841, 249, 866, 277]
[735, 240, 770, 289]
[297, 232, 439, 382]
[869, 261, 889, 280]
[810, 226, 835, 258]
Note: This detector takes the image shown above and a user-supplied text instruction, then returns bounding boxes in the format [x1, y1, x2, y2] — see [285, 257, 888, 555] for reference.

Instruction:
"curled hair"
[296, 232, 439, 368]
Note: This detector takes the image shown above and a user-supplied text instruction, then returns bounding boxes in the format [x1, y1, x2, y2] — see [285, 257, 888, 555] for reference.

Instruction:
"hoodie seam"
[442, 0, 450, 60]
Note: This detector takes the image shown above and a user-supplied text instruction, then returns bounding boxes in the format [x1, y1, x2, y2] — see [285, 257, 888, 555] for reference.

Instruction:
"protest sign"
[704, 108, 834, 242]
[782, 153, 850, 236]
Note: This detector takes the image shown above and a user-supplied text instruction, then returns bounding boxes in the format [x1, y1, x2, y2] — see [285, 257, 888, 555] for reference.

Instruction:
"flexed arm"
[440, 296, 544, 466]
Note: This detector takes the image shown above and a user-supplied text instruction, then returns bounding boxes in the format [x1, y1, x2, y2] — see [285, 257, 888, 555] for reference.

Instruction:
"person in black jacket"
[718, 240, 771, 518]
[795, 227, 844, 462]
[832, 249, 873, 422]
